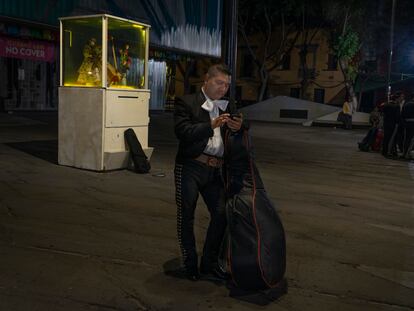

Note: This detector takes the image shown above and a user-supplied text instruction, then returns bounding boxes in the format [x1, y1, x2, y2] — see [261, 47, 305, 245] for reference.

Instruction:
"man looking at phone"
[174, 64, 242, 281]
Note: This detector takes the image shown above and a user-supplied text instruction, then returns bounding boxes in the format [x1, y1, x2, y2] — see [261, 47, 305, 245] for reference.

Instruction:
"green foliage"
[345, 64, 358, 82]
[334, 29, 360, 61]
[333, 28, 360, 82]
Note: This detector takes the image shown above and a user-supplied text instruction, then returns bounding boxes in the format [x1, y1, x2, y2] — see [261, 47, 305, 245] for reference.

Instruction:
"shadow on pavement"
[162, 257, 287, 305]
[5, 140, 58, 165]
[163, 257, 225, 285]
[163, 257, 187, 280]
[227, 278, 288, 306]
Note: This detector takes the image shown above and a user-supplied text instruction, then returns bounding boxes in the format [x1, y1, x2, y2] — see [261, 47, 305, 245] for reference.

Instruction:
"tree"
[294, 0, 326, 100]
[238, 0, 299, 102]
[334, 27, 360, 108]
[322, 0, 371, 110]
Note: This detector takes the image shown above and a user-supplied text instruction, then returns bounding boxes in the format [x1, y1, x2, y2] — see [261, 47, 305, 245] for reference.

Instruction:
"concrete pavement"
[0, 112, 413, 311]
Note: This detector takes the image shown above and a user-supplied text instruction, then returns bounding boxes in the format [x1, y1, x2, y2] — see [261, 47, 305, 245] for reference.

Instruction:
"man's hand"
[227, 115, 242, 132]
[211, 113, 230, 129]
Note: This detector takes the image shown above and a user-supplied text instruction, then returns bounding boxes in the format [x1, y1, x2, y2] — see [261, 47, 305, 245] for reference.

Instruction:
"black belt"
[195, 154, 223, 167]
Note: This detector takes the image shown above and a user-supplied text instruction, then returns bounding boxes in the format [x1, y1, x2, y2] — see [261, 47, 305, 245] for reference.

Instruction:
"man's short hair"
[206, 64, 231, 78]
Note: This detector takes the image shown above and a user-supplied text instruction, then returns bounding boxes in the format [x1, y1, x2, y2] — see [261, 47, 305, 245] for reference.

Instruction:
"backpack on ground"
[124, 128, 151, 173]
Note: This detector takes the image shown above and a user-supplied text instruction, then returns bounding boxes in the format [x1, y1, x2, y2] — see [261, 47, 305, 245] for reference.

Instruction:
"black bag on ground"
[223, 130, 286, 292]
[124, 128, 151, 173]
[337, 111, 345, 122]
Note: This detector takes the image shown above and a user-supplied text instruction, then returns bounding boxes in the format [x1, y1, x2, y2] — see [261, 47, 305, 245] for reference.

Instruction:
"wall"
[240, 96, 340, 124]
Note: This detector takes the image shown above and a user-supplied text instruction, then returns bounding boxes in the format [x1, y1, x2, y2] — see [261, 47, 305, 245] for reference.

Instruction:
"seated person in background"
[358, 103, 383, 152]
[338, 96, 353, 130]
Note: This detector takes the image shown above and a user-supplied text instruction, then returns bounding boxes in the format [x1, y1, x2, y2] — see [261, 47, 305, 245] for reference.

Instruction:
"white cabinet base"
[59, 87, 152, 171]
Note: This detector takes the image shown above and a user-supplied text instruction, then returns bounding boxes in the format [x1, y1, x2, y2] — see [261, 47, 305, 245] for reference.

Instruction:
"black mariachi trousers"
[403, 121, 414, 157]
[174, 159, 226, 271]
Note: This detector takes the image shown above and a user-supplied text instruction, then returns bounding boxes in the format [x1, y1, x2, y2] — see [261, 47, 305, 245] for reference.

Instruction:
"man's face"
[203, 72, 230, 100]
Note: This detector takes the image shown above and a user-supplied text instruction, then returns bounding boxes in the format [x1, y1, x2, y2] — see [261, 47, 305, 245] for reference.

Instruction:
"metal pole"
[225, 0, 238, 103]
[387, 0, 396, 103]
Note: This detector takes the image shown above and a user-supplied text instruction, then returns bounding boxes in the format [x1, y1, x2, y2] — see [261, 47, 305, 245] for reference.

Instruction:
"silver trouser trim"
[174, 164, 186, 263]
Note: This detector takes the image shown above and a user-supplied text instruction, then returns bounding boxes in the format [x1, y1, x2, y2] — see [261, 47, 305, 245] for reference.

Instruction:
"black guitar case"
[124, 128, 151, 173]
[224, 129, 286, 292]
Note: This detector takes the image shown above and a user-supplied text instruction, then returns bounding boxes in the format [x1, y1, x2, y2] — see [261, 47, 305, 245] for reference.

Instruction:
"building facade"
[236, 28, 348, 107]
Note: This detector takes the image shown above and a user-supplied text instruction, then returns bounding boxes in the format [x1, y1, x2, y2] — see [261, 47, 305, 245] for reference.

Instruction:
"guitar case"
[124, 128, 151, 174]
[223, 129, 286, 292]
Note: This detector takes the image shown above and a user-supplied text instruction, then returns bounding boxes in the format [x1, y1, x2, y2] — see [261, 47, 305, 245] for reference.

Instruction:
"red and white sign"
[0, 35, 55, 62]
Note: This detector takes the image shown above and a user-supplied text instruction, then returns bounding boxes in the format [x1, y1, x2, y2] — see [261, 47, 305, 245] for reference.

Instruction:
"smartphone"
[230, 113, 241, 119]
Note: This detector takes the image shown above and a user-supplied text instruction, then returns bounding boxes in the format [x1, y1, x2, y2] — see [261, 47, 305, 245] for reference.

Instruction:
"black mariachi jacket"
[174, 91, 238, 163]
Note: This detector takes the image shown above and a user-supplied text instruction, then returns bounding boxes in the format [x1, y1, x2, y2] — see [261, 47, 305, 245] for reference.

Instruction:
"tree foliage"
[334, 29, 359, 61]
[334, 28, 360, 82]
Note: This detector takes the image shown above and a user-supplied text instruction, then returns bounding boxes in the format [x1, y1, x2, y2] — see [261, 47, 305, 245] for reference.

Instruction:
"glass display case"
[58, 15, 152, 171]
[60, 15, 149, 89]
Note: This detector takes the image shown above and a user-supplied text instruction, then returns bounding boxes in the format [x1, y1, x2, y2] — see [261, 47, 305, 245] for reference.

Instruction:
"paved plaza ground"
[0, 112, 413, 310]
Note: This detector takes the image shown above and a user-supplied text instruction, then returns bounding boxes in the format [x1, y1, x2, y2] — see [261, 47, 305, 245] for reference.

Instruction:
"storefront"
[0, 20, 59, 111]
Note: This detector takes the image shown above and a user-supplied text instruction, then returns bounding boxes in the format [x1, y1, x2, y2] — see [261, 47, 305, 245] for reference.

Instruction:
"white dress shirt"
[201, 88, 228, 157]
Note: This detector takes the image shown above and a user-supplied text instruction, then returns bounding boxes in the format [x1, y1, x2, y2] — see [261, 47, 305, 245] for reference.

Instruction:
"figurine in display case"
[77, 36, 131, 87]
[77, 37, 102, 85]
[61, 14, 148, 89]
[107, 37, 131, 86]
[119, 44, 131, 85]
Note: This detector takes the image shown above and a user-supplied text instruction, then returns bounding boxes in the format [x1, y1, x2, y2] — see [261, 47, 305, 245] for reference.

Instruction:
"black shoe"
[385, 153, 398, 159]
[165, 266, 199, 281]
[358, 143, 369, 152]
[200, 265, 230, 281]
[185, 267, 200, 281]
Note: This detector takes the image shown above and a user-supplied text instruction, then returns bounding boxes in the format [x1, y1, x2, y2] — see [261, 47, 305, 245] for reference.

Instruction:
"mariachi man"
[173, 64, 243, 281]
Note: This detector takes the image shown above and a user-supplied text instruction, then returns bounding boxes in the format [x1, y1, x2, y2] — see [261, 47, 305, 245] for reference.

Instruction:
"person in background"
[401, 94, 414, 159]
[339, 96, 354, 130]
[395, 91, 406, 154]
[358, 103, 383, 152]
[382, 95, 401, 158]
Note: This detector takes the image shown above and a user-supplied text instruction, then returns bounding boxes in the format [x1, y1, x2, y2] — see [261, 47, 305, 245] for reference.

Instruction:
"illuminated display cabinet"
[58, 14, 152, 171]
